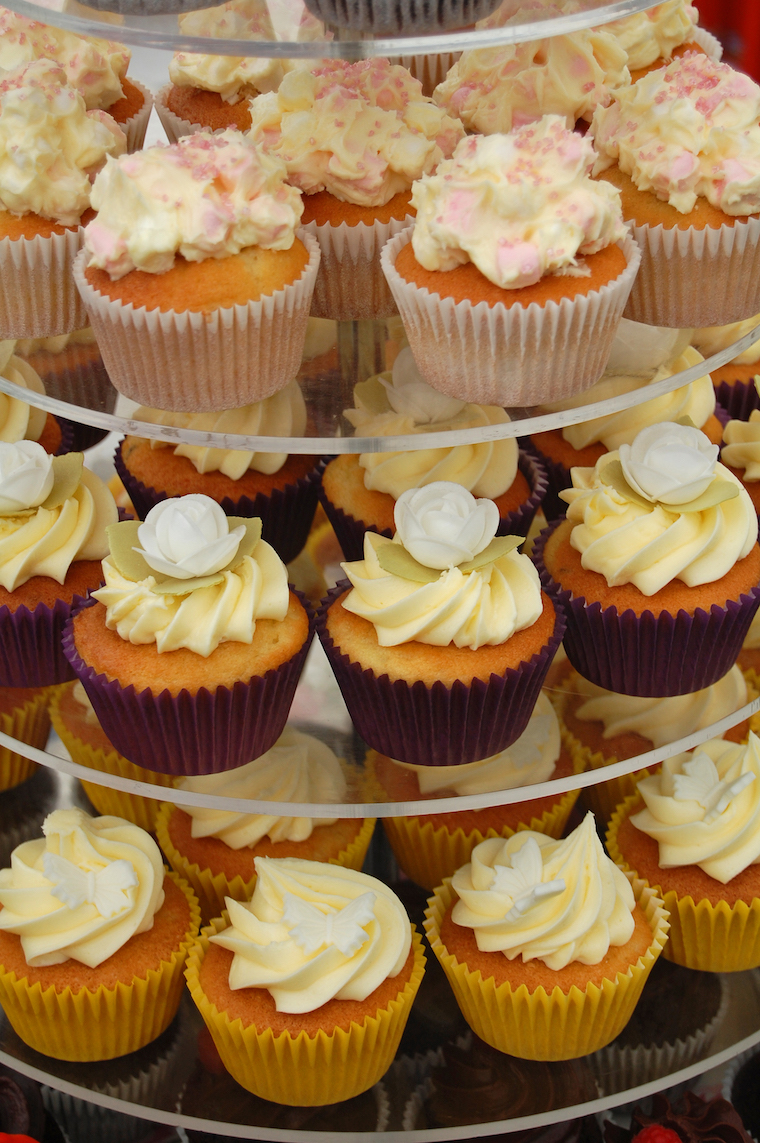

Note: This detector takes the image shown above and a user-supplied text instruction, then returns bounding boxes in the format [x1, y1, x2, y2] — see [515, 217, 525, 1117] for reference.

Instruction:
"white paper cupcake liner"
[72, 231, 320, 411]
[121, 78, 154, 154]
[402, 1074, 433, 1132]
[692, 26, 723, 62]
[154, 83, 207, 144]
[302, 214, 413, 321]
[0, 227, 87, 339]
[42, 1089, 151, 1143]
[623, 213, 760, 328]
[387, 53, 460, 95]
[381, 228, 641, 406]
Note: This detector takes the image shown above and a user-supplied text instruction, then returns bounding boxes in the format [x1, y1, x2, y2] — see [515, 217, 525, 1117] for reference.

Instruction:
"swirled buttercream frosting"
[85, 129, 303, 280]
[560, 423, 757, 595]
[630, 733, 760, 883]
[722, 411, 760, 481]
[14, 327, 97, 358]
[0, 59, 126, 225]
[344, 349, 517, 499]
[411, 117, 626, 290]
[571, 664, 747, 749]
[693, 314, 760, 365]
[591, 53, 760, 216]
[395, 692, 560, 795]
[0, 342, 47, 445]
[134, 379, 307, 479]
[210, 857, 411, 1012]
[178, 727, 345, 846]
[451, 813, 636, 970]
[0, 808, 165, 968]
[604, 1092, 752, 1143]
[602, 1, 698, 71]
[248, 58, 464, 208]
[433, 29, 629, 135]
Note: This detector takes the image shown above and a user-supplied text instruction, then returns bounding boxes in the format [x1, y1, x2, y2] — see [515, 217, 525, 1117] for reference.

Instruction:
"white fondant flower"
[394, 481, 499, 570]
[0, 440, 54, 513]
[382, 348, 465, 424]
[136, 494, 246, 580]
[490, 836, 566, 921]
[619, 422, 718, 505]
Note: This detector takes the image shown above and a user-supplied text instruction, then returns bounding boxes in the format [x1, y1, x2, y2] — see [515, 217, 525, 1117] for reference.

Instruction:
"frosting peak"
[602, 1, 698, 71]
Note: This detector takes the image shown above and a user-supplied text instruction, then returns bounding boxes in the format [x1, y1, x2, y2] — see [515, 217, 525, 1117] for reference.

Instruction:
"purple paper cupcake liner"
[318, 450, 548, 563]
[27, 345, 116, 452]
[114, 442, 325, 566]
[53, 416, 77, 455]
[714, 378, 760, 422]
[533, 518, 760, 697]
[520, 439, 569, 522]
[0, 596, 87, 687]
[316, 583, 565, 766]
[62, 593, 315, 776]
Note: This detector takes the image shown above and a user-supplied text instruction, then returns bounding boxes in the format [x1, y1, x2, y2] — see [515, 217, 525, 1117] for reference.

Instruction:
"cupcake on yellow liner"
[0, 808, 201, 1061]
[48, 681, 175, 831]
[553, 664, 758, 823]
[365, 692, 582, 891]
[184, 857, 426, 1105]
[0, 686, 51, 791]
[155, 726, 376, 921]
[607, 734, 760, 972]
[423, 816, 669, 1061]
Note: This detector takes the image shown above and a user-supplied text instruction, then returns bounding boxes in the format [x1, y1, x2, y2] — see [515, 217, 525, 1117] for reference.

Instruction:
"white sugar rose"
[394, 481, 499, 569]
[383, 348, 466, 424]
[136, 494, 246, 580]
[0, 440, 54, 513]
[619, 422, 718, 505]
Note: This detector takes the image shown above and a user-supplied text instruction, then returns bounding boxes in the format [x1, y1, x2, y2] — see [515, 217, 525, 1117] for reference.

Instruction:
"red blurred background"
[692, 0, 760, 80]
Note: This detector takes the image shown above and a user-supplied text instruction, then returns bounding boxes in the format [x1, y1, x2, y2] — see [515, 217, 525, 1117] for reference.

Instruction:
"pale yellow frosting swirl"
[630, 734, 760, 883]
[433, 29, 629, 135]
[572, 664, 747, 749]
[722, 412, 760, 481]
[14, 328, 97, 358]
[72, 679, 100, 727]
[0, 342, 47, 444]
[0, 808, 165, 968]
[248, 59, 464, 208]
[451, 813, 636, 970]
[341, 530, 544, 651]
[134, 379, 307, 480]
[210, 857, 411, 1012]
[693, 315, 760, 366]
[178, 728, 344, 847]
[602, 1, 698, 71]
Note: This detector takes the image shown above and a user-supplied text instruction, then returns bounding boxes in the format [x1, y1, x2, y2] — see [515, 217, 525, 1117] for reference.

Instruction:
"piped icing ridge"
[84, 129, 304, 280]
[209, 857, 411, 1012]
[177, 727, 345, 847]
[0, 341, 47, 445]
[601, 1, 698, 72]
[450, 813, 636, 969]
[410, 117, 626, 291]
[591, 53, 760, 216]
[693, 314, 760, 366]
[0, 808, 165, 968]
[629, 733, 760, 883]
[248, 58, 464, 208]
[722, 406, 760, 481]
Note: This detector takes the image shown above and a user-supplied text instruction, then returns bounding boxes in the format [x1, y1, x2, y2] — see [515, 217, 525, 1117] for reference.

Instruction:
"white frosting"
[394, 482, 499, 571]
[136, 496, 246, 581]
[603, 1, 698, 71]
[0, 440, 53, 512]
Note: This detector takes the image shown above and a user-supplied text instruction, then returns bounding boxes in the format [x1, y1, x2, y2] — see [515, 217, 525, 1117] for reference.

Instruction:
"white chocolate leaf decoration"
[672, 751, 755, 824]
[42, 851, 138, 919]
[491, 836, 566, 921]
[394, 481, 499, 570]
[382, 348, 466, 424]
[282, 891, 376, 957]
[109, 514, 261, 593]
[136, 495, 247, 580]
[619, 422, 719, 505]
[377, 533, 523, 584]
[0, 440, 54, 513]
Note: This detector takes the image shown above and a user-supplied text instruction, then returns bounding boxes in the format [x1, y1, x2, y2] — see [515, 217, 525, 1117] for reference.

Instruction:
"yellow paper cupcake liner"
[0, 871, 200, 1061]
[184, 915, 426, 1105]
[608, 793, 760, 973]
[0, 688, 50, 791]
[155, 805, 377, 923]
[423, 875, 669, 1061]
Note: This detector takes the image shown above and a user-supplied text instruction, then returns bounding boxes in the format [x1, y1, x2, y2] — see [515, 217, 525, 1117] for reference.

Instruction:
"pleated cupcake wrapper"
[608, 793, 760, 972]
[120, 78, 153, 154]
[714, 378, 760, 422]
[692, 25, 723, 61]
[302, 215, 412, 322]
[319, 449, 547, 564]
[184, 913, 426, 1106]
[521, 439, 569, 523]
[72, 232, 320, 412]
[423, 874, 669, 1061]
[387, 52, 460, 96]
[0, 688, 51, 791]
[623, 214, 760, 329]
[0, 595, 92, 687]
[154, 84, 206, 144]
[381, 229, 641, 407]
[590, 974, 728, 1094]
[62, 593, 315, 776]
[533, 518, 760, 697]
[316, 582, 565, 766]
[301, 0, 501, 33]
[115, 443, 324, 567]
[155, 804, 377, 923]
[42, 1086, 157, 1143]
[0, 870, 200, 1062]
[0, 227, 87, 339]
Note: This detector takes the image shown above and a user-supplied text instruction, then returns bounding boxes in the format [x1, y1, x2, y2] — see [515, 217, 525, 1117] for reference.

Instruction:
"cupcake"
[300, 0, 501, 35]
[184, 856, 426, 1105]
[382, 116, 640, 407]
[590, 53, 760, 328]
[368, 692, 581, 891]
[0, 340, 69, 457]
[604, 1094, 750, 1143]
[0, 441, 117, 687]
[114, 379, 321, 566]
[0, 1061, 65, 1141]
[424, 813, 669, 1060]
[600, 0, 712, 81]
[248, 59, 464, 320]
[0, 59, 126, 339]
[0, 685, 51, 793]
[63, 494, 313, 776]
[74, 130, 319, 412]
[608, 732, 760, 971]
[318, 481, 564, 766]
[155, 725, 376, 921]
[537, 421, 760, 696]
[693, 314, 760, 420]
[0, 807, 200, 1061]
[321, 347, 545, 561]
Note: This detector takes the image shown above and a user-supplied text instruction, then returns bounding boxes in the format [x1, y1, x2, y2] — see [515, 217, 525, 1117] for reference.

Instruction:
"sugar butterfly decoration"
[282, 891, 377, 956]
[43, 852, 138, 919]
